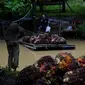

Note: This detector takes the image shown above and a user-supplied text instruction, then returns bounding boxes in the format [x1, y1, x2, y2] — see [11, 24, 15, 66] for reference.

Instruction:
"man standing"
[38, 14, 48, 33]
[4, 22, 25, 71]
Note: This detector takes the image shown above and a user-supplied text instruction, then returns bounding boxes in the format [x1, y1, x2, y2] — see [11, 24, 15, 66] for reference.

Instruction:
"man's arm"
[18, 25, 25, 38]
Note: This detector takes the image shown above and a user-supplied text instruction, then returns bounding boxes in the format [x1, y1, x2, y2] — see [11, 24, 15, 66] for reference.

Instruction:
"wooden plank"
[20, 41, 75, 50]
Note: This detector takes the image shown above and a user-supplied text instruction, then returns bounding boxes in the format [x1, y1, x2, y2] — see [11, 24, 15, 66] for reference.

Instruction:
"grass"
[0, 66, 19, 77]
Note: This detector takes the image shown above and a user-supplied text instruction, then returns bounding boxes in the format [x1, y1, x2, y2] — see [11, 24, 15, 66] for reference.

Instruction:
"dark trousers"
[6, 41, 19, 70]
[38, 25, 47, 33]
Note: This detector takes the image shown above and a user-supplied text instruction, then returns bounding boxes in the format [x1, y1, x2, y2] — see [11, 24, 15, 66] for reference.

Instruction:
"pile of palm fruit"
[17, 52, 85, 85]
[21, 33, 66, 44]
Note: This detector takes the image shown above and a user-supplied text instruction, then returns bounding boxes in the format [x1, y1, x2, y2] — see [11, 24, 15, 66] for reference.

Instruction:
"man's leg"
[12, 43, 19, 70]
[6, 42, 14, 70]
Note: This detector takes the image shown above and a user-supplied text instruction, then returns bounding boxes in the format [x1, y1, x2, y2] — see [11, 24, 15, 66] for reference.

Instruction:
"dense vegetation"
[36, 0, 85, 16]
[0, 0, 85, 19]
[0, 0, 85, 39]
[0, 0, 31, 19]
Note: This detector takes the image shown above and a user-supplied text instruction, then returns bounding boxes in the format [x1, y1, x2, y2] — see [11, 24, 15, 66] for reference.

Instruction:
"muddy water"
[0, 39, 85, 71]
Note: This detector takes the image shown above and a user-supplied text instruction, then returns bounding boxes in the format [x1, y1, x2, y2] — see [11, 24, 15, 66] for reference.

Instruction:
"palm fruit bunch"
[21, 33, 66, 44]
[34, 55, 62, 85]
[76, 55, 85, 67]
[34, 55, 56, 74]
[16, 53, 85, 85]
[16, 65, 41, 85]
[55, 52, 79, 71]
[22, 36, 30, 43]
[63, 66, 85, 85]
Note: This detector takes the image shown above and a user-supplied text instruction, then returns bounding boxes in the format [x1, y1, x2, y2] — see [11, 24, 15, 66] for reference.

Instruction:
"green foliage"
[78, 23, 85, 31]
[0, 66, 19, 77]
[77, 23, 85, 39]
[0, 0, 85, 19]
[36, 0, 85, 16]
[4, 0, 31, 16]
[80, 55, 85, 59]
[66, 0, 85, 13]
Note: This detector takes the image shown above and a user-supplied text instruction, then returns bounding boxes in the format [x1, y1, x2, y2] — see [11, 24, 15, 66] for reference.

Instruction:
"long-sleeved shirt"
[5, 22, 25, 41]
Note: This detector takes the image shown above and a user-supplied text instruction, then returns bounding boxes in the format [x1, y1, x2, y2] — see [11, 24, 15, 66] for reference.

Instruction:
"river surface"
[0, 39, 85, 71]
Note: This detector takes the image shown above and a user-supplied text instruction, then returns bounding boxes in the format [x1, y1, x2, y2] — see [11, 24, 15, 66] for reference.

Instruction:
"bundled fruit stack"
[21, 33, 66, 44]
[17, 52, 85, 85]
